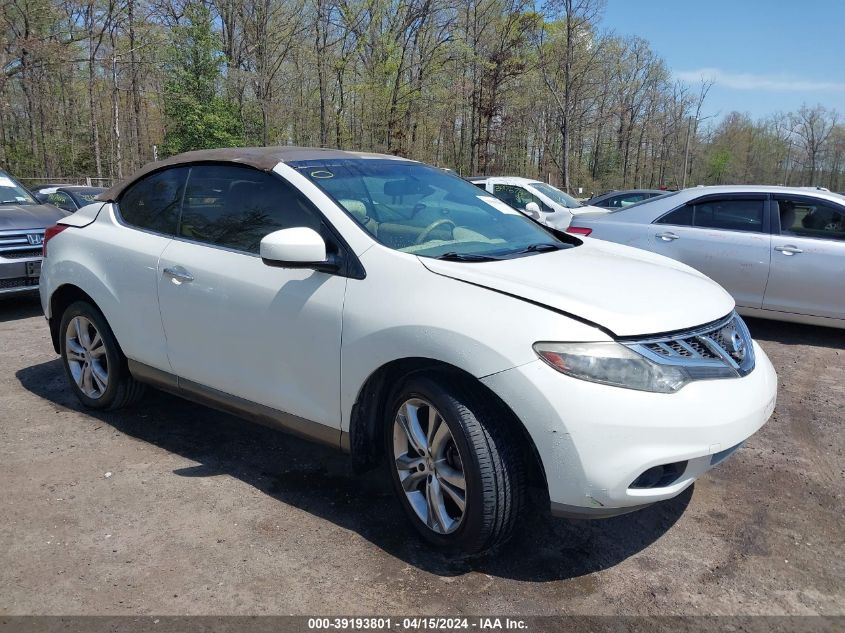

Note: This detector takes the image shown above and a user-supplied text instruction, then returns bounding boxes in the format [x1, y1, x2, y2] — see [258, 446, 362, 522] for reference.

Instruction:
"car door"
[156, 164, 347, 431]
[763, 194, 845, 319]
[648, 194, 771, 309]
[110, 166, 188, 371]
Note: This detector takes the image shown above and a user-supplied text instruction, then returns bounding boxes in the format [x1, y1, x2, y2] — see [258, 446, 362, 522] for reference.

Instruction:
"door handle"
[163, 266, 194, 283]
[655, 231, 679, 241]
[774, 245, 803, 255]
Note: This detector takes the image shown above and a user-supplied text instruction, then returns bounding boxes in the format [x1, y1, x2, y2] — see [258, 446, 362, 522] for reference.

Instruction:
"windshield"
[292, 159, 569, 259]
[0, 172, 37, 205]
[529, 182, 582, 209]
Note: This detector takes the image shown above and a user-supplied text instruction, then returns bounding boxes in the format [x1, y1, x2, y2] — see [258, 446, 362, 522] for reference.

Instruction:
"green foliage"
[161, 4, 243, 156]
[708, 148, 732, 184]
[0, 0, 842, 191]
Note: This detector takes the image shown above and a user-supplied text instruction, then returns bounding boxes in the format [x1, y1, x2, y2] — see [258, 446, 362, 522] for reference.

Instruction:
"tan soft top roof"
[97, 146, 411, 201]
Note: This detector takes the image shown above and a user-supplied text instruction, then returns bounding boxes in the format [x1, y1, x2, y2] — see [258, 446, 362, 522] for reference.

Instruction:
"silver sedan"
[568, 185, 845, 328]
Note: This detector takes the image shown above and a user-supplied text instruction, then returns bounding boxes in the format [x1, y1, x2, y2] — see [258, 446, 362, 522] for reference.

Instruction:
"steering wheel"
[415, 219, 456, 245]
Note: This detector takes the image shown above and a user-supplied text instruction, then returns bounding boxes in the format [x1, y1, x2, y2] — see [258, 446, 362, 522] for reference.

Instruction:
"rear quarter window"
[117, 167, 189, 235]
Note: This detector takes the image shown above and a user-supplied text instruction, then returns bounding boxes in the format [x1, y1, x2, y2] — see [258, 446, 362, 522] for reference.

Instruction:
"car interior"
[774, 198, 845, 240]
[312, 173, 522, 254]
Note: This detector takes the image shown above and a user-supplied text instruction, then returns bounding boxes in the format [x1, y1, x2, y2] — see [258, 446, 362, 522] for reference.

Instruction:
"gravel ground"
[0, 295, 842, 615]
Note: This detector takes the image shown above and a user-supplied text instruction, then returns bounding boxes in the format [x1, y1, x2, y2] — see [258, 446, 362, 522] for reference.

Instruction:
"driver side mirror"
[523, 201, 542, 218]
[260, 227, 339, 273]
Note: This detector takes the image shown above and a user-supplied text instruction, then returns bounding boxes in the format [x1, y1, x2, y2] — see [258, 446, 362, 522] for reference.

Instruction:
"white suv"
[39, 147, 777, 554]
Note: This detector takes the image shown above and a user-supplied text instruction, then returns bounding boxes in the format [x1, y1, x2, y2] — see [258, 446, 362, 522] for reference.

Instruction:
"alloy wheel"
[392, 398, 466, 534]
[65, 316, 109, 399]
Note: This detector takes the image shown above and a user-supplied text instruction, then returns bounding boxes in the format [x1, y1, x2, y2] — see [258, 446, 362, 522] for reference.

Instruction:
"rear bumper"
[481, 341, 777, 515]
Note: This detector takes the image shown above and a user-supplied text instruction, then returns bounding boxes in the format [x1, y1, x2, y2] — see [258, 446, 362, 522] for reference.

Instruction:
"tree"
[161, 2, 243, 155]
[793, 104, 837, 186]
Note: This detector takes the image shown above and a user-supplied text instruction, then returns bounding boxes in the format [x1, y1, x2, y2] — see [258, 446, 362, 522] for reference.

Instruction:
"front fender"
[339, 246, 608, 430]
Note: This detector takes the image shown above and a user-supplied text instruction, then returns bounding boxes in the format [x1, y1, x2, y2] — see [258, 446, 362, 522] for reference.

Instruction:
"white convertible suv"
[39, 147, 777, 553]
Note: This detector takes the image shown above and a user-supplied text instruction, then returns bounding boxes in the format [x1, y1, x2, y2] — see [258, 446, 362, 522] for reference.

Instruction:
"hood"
[419, 239, 735, 337]
[0, 203, 67, 230]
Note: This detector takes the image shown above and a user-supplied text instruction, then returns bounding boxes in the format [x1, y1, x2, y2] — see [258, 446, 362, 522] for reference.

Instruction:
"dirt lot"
[0, 296, 842, 615]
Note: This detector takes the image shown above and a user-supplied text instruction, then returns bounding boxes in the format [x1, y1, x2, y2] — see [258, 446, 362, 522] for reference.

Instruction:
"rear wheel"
[386, 374, 524, 554]
[59, 301, 145, 409]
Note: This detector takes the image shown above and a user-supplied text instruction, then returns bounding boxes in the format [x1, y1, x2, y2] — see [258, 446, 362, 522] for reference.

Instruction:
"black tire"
[384, 373, 524, 554]
[59, 300, 145, 410]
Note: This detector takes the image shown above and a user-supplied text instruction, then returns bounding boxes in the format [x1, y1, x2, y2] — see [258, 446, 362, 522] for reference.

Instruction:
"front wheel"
[386, 375, 524, 554]
[59, 300, 145, 410]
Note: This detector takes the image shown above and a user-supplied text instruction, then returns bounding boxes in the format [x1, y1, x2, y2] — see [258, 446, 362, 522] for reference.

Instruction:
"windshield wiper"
[509, 243, 561, 255]
[435, 252, 500, 262]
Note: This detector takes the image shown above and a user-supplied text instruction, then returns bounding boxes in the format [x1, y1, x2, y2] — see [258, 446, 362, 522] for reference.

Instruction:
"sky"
[601, 0, 845, 121]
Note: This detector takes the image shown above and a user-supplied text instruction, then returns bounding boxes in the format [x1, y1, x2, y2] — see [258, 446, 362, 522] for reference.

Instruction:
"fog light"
[630, 460, 688, 489]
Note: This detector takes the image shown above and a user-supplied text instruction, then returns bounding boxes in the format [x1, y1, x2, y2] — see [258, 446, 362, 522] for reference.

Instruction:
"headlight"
[533, 342, 690, 393]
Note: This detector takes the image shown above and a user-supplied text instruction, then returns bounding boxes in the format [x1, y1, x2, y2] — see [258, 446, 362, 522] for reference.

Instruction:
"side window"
[118, 167, 188, 235]
[693, 199, 764, 232]
[656, 204, 694, 226]
[775, 196, 845, 241]
[179, 165, 322, 253]
[492, 184, 549, 212]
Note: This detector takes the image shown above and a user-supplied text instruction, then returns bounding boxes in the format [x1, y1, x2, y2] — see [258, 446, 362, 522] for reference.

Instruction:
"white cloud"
[675, 67, 845, 92]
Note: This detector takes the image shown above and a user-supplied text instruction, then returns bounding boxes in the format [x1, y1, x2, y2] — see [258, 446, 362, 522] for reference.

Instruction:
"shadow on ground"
[744, 316, 845, 350]
[0, 295, 42, 322]
[18, 357, 691, 582]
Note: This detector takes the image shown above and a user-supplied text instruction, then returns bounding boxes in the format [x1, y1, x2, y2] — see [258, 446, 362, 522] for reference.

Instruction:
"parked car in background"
[568, 185, 845, 328]
[585, 189, 666, 209]
[31, 185, 106, 214]
[0, 169, 69, 297]
[468, 176, 606, 230]
[40, 148, 777, 553]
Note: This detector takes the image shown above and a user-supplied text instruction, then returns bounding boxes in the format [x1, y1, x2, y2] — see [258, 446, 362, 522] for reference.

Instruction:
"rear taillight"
[566, 226, 592, 236]
[43, 224, 69, 257]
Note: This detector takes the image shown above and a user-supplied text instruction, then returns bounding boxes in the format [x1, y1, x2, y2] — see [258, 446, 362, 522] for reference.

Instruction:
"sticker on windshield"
[477, 195, 520, 215]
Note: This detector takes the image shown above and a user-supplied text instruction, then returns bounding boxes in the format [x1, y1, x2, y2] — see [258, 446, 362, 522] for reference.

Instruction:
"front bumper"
[0, 257, 42, 296]
[481, 340, 777, 515]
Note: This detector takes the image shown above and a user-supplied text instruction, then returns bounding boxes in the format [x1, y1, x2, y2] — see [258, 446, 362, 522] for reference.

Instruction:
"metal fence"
[16, 176, 115, 188]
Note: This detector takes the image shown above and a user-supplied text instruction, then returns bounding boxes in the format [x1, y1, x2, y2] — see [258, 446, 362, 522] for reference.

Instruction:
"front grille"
[0, 277, 38, 289]
[0, 248, 41, 259]
[0, 230, 44, 258]
[628, 312, 756, 378]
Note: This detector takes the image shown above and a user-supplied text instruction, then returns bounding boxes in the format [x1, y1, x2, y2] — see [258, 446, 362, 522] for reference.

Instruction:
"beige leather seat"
[339, 199, 379, 235]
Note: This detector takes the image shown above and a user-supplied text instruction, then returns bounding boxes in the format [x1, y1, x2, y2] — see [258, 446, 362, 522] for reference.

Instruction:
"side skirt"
[127, 360, 349, 452]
